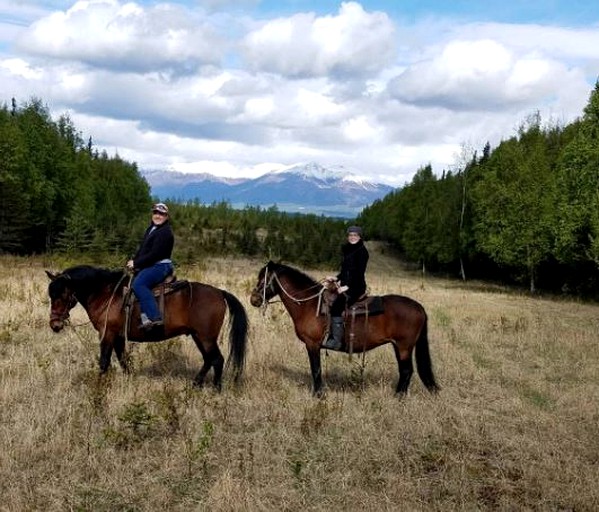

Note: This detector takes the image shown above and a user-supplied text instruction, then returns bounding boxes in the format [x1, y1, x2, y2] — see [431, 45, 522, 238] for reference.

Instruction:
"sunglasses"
[152, 210, 167, 216]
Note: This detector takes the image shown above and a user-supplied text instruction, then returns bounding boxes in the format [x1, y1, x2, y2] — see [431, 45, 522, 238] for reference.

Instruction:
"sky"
[1, 1, 599, 186]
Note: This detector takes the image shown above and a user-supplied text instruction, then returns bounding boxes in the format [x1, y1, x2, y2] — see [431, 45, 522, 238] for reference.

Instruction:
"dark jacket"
[132, 221, 174, 270]
[337, 239, 369, 300]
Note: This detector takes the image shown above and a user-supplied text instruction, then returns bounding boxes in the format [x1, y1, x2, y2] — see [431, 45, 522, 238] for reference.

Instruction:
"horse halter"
[252, 265, 326, 314]
[49, 275, 78, 326]
[252, 266, 277, 309]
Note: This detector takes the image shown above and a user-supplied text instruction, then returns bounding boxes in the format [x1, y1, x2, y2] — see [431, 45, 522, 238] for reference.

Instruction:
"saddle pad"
[348, 296, 384, 316]
[126, 279, 189, 307]
[152, 279, 188, 297]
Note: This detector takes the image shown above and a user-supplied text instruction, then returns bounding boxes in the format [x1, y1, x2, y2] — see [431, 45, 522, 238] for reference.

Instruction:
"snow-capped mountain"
[142, 163, 395, 218]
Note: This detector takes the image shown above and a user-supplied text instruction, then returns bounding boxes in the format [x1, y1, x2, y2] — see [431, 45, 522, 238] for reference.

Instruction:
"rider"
[322, 225, 369, 350]
[127, 202, 174, 329]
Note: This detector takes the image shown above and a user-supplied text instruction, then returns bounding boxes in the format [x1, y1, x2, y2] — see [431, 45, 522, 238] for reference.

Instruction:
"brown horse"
[250, 261, 439, 396]
[46, 265, 248, 389]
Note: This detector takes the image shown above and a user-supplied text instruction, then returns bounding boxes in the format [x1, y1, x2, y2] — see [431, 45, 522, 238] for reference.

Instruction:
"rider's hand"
[126, 259, 135, 271]
[338, 285, 349, 293]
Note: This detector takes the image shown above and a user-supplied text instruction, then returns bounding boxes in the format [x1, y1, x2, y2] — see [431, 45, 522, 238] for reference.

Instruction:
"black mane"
[49, 265, 127, 302]
[62, 265, 125, 285]
[268, 261, 318, 289]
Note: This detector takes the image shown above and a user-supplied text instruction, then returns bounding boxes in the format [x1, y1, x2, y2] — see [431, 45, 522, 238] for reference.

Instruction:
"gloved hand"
[337, 285, 349, 293]
[126, 259, 135, 271]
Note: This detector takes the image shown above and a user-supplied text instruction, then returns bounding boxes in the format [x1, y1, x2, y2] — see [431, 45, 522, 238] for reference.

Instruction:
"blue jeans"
[132, 263, 173, 321]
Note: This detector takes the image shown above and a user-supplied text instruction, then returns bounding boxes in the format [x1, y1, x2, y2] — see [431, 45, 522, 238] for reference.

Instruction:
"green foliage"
[472, 114, 556, 292]
[103, 401, 159, 448]
[7, 84, 599, 295]
[555, 83, 599, 268]
[169, 201, 347, 268]
[0, 97, 150, 255]
[360, 82, 599, 296]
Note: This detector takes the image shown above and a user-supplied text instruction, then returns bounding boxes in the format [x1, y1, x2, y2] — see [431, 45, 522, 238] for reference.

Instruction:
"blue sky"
[241, 0, 599, 26]
[1, 0, 598, 184]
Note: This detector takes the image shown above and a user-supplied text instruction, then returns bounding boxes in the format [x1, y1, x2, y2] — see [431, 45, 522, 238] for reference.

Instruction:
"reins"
[63, 272, 130, 342]
[99, 271, 130, 343]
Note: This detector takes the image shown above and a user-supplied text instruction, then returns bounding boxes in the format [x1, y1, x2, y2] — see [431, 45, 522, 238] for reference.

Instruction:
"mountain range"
[142, 162, 395, 218]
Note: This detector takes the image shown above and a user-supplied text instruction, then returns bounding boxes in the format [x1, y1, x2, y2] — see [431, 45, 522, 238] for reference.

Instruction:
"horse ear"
[45, 270, 58, 281]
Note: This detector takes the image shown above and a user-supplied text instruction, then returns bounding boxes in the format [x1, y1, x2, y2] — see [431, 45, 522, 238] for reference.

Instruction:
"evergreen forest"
[0, 98, 347, 268]
[2, 83, 599, 297]
[359, 81, 599, 297]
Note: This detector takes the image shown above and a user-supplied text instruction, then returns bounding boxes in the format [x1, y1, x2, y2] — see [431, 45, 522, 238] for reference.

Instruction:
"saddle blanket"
[125, 278, 189, 305]
[320, 295, 384, 316]
[347, 296, 384, 316]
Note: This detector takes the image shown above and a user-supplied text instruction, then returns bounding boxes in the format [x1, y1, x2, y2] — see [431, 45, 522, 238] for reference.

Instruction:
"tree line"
[4, 85, 599, 297]
[358, 82, 599, 297]
[0, 98, 346, 268]
[0, 98, 151, 256]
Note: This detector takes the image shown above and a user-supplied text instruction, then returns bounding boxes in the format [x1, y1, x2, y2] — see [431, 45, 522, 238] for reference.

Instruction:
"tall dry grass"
[1, 248, 598, 511]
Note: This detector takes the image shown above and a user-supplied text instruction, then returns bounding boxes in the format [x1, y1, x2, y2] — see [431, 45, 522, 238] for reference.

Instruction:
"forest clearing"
[1, 245, 598, 511]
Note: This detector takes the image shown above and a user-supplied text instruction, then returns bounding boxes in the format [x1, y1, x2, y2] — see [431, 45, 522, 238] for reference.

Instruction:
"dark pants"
[132, 263, 173, 321]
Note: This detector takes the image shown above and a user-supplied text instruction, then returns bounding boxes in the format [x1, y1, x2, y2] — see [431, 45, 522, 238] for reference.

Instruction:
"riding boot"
[139, 312, 163, 330]
[140, 312, 151, 329]
[322, 317, 344, 350]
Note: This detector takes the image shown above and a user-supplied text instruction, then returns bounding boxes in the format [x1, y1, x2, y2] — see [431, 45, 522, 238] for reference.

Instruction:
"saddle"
[347, 295, 384, 316]
[122, 274, 190, 339]
[320, 288, 384, 317]
[124, 274, 189, 315]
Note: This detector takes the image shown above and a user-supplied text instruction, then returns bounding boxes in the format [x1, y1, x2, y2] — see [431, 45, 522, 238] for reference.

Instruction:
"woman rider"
[126, 202, 174, 329]
[322, 225, 369, 350]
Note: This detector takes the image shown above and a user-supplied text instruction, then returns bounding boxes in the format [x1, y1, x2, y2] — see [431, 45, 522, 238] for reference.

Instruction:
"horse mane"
[63, 265, 124, 281]
[61, 265, 127, 291]
[270, 262, 318, 288]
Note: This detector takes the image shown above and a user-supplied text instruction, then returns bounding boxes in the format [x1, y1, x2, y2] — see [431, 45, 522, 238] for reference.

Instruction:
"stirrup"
[140, 318, 163, 330]
[322, 337, 343, 351]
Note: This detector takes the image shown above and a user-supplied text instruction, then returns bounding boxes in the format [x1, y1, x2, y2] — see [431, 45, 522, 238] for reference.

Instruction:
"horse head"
[250, 261, 279, 307]
[46, 270, 78, 332]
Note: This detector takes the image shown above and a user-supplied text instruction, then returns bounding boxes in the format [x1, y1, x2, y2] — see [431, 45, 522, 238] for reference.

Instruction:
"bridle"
[255, 266, 326, 314]
[49, 275, 78, 325]
[49, 271, 129, 333]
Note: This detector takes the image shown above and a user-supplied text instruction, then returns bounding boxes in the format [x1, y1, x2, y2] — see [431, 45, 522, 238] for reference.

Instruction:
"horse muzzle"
[49, 312, 69, 332]
[250, 290, 263, 307]
[50, 319, 65, 332]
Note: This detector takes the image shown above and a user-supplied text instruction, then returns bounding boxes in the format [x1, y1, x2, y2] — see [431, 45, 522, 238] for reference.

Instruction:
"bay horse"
[250, 261, 439, 397]
[46, 265, 248, 389]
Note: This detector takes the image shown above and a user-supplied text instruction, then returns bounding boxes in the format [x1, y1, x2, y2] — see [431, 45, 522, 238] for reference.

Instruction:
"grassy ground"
[1, 248, 598, 511]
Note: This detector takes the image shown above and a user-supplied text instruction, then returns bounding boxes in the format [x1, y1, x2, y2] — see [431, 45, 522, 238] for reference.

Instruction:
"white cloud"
[241, 2, 396, 78]
[17, 0, 225, 73]
[342, 115, 379, 142]
[387, 37, 587, 113]
[0, 58, 43, 79]
[1, 1, 598, 186]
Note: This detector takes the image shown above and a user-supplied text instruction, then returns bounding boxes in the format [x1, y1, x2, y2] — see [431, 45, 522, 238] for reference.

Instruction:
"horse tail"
[222, 290, 249, 383]
[415, 313, 440, 393]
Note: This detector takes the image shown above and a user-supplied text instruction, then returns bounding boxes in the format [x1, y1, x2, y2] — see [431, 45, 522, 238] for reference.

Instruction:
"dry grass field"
[1, 246, 599, 511]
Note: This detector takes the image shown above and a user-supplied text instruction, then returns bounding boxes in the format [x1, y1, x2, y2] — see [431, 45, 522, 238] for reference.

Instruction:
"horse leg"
[210, 345, 225, 391]
[113, 335, 130, 373]
[393, 343, 414, 396]
[99, 336, 115, 373]
[306, 344, 324, 397]
[191, 335, 224, 391]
